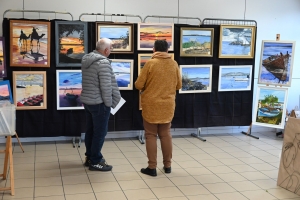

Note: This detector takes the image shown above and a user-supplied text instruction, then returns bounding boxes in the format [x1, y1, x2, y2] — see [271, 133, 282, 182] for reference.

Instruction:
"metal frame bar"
[143, 15, 201, 25]
[3, 9, 73, 20]
[191, 128, 206, 142]
[79, 13, 143, 22]
[202, 18, 257, 26]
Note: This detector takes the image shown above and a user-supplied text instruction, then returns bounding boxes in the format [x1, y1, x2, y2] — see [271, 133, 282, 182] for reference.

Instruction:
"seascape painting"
[137, 53, 174, 75]
[97, 23, 133, 53]
[13, 71, 47, 110]
[10, 20, 50, 67]
[55, 21, 87, 67]
[111, 59, 134, 90]
[180, 28, 213, 57]
[253, 86, 288, 129]
[0, 37, 6, 78]
[179, 65, 212, 93]
[0, 80, 13, 103]
[258, 41, 295, 87]
[219, 25, 255, 58]
[138, 23, 174, 51]
[56, 70, 83, 110]
[218, 65, 252, 92]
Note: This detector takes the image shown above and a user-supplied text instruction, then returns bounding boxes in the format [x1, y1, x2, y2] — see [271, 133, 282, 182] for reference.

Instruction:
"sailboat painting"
[56, 70, 83, 110]
[219, 25, 255, 58]
[111, 59, 134, 90]
[258, 41, 295, 87]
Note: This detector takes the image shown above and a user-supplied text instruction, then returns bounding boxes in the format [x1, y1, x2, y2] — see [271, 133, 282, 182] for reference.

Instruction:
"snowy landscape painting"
[111, 59, 134, 90]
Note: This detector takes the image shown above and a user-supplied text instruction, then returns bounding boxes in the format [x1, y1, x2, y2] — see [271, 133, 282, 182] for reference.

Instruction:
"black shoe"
[84, 157, 105, 167]
[89, 160, 112, 171]
[164, 167, 171, 173]
[141, 167, 157, 177]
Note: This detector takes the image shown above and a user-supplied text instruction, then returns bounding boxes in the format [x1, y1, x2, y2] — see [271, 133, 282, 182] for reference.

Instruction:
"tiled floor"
[0, 131, 300, 200]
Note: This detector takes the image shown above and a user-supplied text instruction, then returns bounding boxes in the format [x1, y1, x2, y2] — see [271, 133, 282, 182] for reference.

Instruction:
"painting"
[219, 25, 255, 58]
[111, 59, 134, 90]
[0, 37, 7, 78]
[180, 27, 213, 57]
[55, 21, 88, 67]
[277, 117, 300, 196]
[218, 65, 253, 92]
[137, 53, 174, 75]
[179, 65, 212, 93]
[96, 22, 134, 53]
[10, 20, 51, 67]
[138, 23, 174, 51]
[252, 86, 288, 129]
[258, 40, 296, 87]
[0, 80, 13, 103]
[56, 70, 83, 110]
[12, 71, 47, 110]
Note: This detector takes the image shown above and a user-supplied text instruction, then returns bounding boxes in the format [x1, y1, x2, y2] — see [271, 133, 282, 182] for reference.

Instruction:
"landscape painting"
[0, 80, 13, 103]
[218, 65, 252, 91]
[138, 23, 174, 51]
[180, 27, 213, 57]
[258, 40, 295, 87]
[10, 20, 50, 67]
[56, 70, 83, 110]
[55, 21, 88, 67]
[219, 25, 255, 58]
[253, 86, 288, 129]
[111, 59, 134, 90]
[0, 37, 6, 78]
[179, 65, 212, 93]
[137, 53, 174, 75]
[96, 23, 133, 53]
[13, 71, 47, 110]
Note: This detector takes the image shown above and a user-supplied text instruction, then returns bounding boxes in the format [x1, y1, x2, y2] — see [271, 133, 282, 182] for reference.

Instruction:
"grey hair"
[96, 38, 112, 51]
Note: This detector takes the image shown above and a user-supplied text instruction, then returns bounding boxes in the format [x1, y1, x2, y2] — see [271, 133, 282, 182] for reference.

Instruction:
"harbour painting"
[55, 21, 88, 67]
[137, 53, 174, 75]
[0, 37, 6, 78]
[180, 28, 213, 57]
[10, 20, 50, 67]
[219, 25, 255, 58]
[218, 65, 252, 91]
[0, 80, 13, 103]
[179, 65, 212, 93]
[253, 86, 288, 129]
[56, 70, 83, 110]
[258, 41, 295, 87]
[111, 59, 133, 90]
[96, 23, 133, 53]
[138, 23, 174, 51]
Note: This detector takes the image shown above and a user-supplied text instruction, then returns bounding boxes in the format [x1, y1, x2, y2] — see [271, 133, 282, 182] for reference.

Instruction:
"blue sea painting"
[58, 72, 82, 89]
[219, 66, 252, 91]
[111, 61, 131, 88]
[182, 30, 211, 44]
[99, 27, 129, 40]
[181, 66, 211, 93]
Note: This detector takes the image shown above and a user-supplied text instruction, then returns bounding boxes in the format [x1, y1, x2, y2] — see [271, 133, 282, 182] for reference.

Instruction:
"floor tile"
[95, 191, 127, 200]
[251, 179, 279, 190]
[206, 165, 234, 174]
[113, 171, 142, 181]
[240, 171, 271, 180]
[261, 170, 280, 179]
[118, 179, 149, 190]
[228, 180, 261, 191]
[35, 196, 65, 200]
[228, 164, 257, 172]
[87, 172, 116, 183]
[214, 192, 249, 200]
[194, 174, 224, 184]
[62, 174, 89, 185]
[123, 188, 157, 200]
[249, 163, 277, 171]
[198, 159, 224, 167]
[218, 158, 245, 165]
[185, 167, 213, 176]
[187, 194, 218, 200]
[35, 176, 63, 187]
[240, 190, 277, 200]
[217, 172, 247, 182]
[177, 160, 203, 168]
[178, 184, 210, 195]
[151, 186, 185, 198]
[169, 176, 199, 186]
[65, 193, 96, 200]
[267, 188, 300, 199]
[35, 185, 64, 197]
[203, 182, 236, 193]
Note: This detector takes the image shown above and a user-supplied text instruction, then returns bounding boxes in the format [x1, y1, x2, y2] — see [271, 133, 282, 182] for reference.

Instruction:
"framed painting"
[10, 20, 51, 67]
[0, 37, 7, 78]
[55, 21, 88, 67]
[180, 27, 214, 57]
[111, 59, 134, 90]
[252, 86, 288, 129]
[12, 71, 47, 110]
[138, 23, 174, 51]
[218, 65, 253, 92]
[96, 22, 134, 53]
[219, 25, 256, 58]
[258, 40, 296, 87]
[137, 53, 174, 75]
[179, 65, 212, 93]
[56, 70, 83, 110]
[0, 80, 13, 103]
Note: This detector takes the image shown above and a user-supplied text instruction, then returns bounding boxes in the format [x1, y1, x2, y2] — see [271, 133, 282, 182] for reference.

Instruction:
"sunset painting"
[0, 80, 13, 103]
[0, 37, 6, 78]
[10, 20, 51, 67]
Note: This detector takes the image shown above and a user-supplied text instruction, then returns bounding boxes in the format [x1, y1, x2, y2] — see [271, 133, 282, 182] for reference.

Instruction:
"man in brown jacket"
[135, 40, 182, 176]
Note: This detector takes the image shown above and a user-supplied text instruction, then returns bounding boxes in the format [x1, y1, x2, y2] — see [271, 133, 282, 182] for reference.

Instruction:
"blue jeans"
[84, 103, 111, 165]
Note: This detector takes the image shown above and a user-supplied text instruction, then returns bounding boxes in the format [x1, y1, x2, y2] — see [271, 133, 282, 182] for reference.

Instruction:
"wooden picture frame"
[138, 23, 174, 51]
[180, 27, 214, 57]
[0, 37, 7, 78]
[179, 65, 212, 93]
[55, 21, 88, 67]
[258, 40, 296, 87]
[96, 22, 134, 54]
[0, 80, 13, 103]
[13, 71, 47, 110]
[218, 65, 252, 92]
[137, 53, 174, 75]
[252, 86, 288, 129]
[111, 59, 134, 90]
[56, 70, 83, 110]
[10, 20, 51, 67]
[219, 25, 255, 58]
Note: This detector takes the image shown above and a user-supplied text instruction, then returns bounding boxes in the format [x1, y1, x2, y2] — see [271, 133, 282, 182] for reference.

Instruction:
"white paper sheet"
[110, 97, 126, 115]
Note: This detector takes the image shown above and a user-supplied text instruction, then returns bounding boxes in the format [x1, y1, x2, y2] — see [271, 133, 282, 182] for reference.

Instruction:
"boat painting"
[258, 41, 295, 87]
[111, 59, 133, 90]
[218, 65, 252, 91]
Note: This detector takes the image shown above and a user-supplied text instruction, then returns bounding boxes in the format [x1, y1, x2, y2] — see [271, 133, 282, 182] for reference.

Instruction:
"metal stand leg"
[191, 128, 206, 142]
[138, 130, 145, 144]
[72, 137, 76, 148]
[77, 137, 82, 148]
[241, 123, 259, 139]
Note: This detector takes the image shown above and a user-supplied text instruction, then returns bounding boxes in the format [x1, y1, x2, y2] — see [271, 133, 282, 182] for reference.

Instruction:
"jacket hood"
[151, 52, 171, 59]
[81, 50, 109, 69]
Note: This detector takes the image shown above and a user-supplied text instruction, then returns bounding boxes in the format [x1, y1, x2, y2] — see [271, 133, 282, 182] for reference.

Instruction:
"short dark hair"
[154, 40, 169, 52]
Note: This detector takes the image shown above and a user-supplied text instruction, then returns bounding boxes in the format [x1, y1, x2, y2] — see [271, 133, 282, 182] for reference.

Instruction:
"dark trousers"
[84, 103, 111, 165]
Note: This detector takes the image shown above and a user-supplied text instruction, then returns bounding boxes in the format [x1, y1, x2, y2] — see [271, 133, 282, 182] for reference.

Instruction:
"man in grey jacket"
[81, 38, 121, 171]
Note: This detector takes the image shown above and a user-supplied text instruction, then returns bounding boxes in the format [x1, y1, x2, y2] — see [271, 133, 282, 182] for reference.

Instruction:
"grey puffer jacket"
[81, 50, 121, 108]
